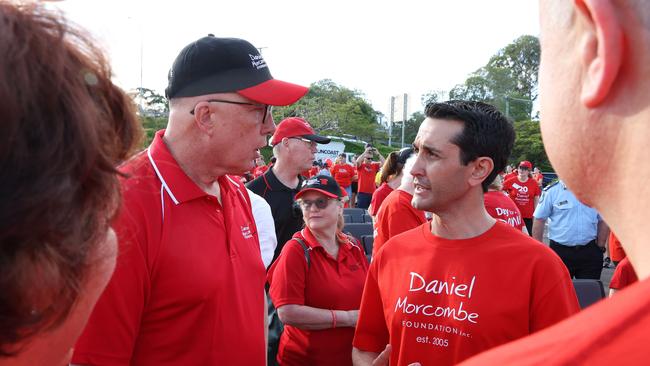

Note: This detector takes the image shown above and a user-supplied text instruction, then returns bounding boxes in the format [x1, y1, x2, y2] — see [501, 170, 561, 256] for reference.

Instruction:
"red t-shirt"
[253, 164, 269, 178]
[370, 183, 394, 216]
[459, 277, 650, 365]
[267, 228, 369, 366]
[357, 162, 381, 194]
[373, 190, 427, 257]
[504, 171, 518, 182]
[608, 232, 626, 262]
[609, 257, 638, 290]
[484, 191, 525, 232]
[331, 163, 356, 188]
[353, 222, 579, 366]
[72, 130, 266, 366]
[503, 177, 541, 218]
[532, 172, 543, 186]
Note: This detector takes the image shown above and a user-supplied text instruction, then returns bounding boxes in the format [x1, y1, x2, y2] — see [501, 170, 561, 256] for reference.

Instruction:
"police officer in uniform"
[532, 180, 608, 279]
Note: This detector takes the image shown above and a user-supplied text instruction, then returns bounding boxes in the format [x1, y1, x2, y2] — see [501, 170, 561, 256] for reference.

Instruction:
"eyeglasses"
[290, 137, 317, 148]
[518, 166, 530, 170]
[298, 197, 336, 210]
[190, 99, 273, 124]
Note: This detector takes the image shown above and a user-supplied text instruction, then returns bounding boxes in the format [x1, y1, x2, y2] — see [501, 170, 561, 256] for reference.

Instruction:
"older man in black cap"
[73, 35, 307, 366]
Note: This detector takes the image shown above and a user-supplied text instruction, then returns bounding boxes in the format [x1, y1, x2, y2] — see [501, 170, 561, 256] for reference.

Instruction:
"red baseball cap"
[270, 117, 331, 146]
[519, 161, 532, 169]
[165, 35, 308, 106]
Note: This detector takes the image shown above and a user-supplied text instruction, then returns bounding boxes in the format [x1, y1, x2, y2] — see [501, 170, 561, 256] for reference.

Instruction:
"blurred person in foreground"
[72, 34, 307, 365]
[352, 101, 578, 366]
[267, 175, 368, 365]
[0, 2, 141, 365]
[461, 0, 650, 364]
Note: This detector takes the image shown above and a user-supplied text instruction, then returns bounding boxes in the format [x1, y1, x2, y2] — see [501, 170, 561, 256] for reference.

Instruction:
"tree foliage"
[136, 87, 169, 116]
[273, 79, 385, 143]
[510, 120, 551, 171]
[448, 35, 539, 121]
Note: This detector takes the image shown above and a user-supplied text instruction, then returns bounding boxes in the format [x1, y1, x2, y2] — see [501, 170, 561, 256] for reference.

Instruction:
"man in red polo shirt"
[502, 161, 541, 235]
[331, 153, 356, 198]
[355, 144, 385, 209]
[460, 1, 650, 364]
[72, 35, 308, 366]
[352, 101, 578, 366]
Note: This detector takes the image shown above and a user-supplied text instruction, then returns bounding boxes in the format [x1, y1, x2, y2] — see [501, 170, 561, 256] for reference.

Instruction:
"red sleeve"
[353, 259, 389, 353]
[331, 165, 339, 176]
[610, 258, 638, 290]
[529, 255, 581, 332]
[534, 181, 542, 197]
[267, 240, 308, 307]
[386, 204, 425, 239]
[72, 197, 151, 366]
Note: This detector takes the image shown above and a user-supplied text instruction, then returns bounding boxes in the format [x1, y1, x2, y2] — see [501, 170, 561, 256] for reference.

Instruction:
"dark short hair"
[424, 101, 515, 192]
[0, 2, 142, 355]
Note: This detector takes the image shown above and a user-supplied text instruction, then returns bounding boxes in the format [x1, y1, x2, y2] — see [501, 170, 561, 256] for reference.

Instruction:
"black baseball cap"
[295, 175, 343, 200]
[397, 147, 414, 164]
[165, 35, 308, 105]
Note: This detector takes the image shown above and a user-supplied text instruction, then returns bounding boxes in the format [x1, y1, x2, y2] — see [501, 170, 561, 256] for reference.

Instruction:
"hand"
[371, 344, 420, 366]
[371, 345, 391, 366]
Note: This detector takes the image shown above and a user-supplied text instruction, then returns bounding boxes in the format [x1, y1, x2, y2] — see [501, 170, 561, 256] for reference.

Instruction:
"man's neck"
[271, 161, 301, 189]
[162, 133, 222, 197]
[518, 174, 529, 182]
[429, 191, 496, 240]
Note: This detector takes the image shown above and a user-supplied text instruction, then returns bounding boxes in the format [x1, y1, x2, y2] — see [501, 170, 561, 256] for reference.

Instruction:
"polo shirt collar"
[147, 129, 209, 204]
[299, 228, 358, 254]
[264, 166, 303, 191]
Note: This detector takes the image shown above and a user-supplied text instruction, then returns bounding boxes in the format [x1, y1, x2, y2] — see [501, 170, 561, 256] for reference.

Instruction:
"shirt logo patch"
[241, 225, 253, 239]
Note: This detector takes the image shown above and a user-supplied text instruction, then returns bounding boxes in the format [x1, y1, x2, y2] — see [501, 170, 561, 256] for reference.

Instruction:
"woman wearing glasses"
[267, 175, 368, 366]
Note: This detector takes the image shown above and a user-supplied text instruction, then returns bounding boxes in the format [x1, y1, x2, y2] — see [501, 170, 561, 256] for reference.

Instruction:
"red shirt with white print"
[503, 176, 541, 218]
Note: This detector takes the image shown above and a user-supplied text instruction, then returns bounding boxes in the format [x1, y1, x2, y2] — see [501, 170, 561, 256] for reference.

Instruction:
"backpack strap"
[291, 237, 310, 269]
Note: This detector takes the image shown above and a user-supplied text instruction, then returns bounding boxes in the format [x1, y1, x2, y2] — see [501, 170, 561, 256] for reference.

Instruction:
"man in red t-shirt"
[502, 160, 541, 235]
[484, 176, 526, 233]
[352, 101, 578, 366]
[373, 154, 427, 256]
[72, 35, 308, 366]
[355, 144, 385, 209]
[331, 153, 357, 198]
[459, 3, 650, 365]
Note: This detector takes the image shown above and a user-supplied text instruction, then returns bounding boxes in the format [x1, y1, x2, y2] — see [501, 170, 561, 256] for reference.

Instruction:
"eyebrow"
[414, 142, 443, 156]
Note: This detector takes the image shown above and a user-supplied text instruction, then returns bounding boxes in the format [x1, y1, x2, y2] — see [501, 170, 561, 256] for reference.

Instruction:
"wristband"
[330, 310, 337, 328]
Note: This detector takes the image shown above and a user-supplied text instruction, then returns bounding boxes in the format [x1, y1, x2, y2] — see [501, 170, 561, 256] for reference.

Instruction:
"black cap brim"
[303, 134, 331, 144]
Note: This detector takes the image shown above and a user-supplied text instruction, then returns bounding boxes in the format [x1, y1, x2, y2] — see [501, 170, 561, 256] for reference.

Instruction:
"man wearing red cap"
[502, 160, 541, 235]
[73, 35, 308, 366]
[247, 117, 331, 262]
[247, 116, 330, 364]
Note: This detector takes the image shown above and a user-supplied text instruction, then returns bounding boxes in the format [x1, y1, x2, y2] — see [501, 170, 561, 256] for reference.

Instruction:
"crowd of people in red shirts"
[3, 2, 648, 366]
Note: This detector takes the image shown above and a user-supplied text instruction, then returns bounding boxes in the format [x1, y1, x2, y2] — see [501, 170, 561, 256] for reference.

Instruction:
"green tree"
[273, 79, 382, 143]
[446, 35, 539, 121]
[136, 87, 169, 116]
[510, 120, 552, 171]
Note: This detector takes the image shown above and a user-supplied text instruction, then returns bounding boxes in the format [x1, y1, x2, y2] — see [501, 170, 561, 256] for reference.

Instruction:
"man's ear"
[192, 101, 217, 135]
[575, 0, 623, 107]
[468, 157, 494, 189]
